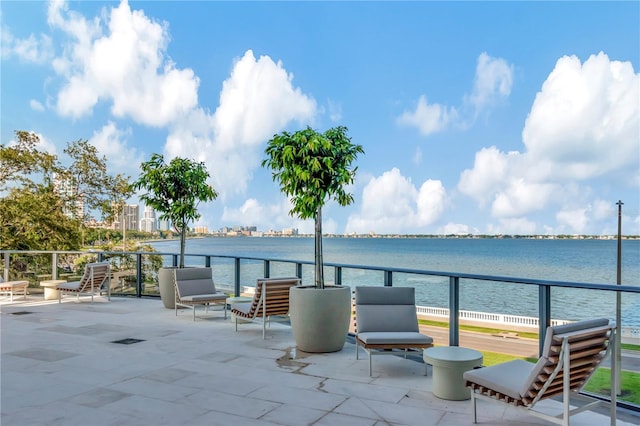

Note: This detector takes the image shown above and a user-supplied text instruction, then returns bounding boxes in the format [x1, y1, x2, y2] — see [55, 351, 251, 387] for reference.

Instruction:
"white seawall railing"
[415, 305, 571, 328]
[415, 305, 640, 345]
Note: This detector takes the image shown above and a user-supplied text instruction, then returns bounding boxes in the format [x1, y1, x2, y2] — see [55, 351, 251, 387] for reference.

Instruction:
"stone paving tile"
[1, 296, 635, 426]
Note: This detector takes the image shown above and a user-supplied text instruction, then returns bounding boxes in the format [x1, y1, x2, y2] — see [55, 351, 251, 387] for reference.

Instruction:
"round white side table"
[40, 279, 67, 300]
[423, 346, 483, 400]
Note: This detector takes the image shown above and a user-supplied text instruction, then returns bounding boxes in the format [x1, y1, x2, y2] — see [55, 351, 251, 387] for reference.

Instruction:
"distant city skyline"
[2, 1, 638, 236]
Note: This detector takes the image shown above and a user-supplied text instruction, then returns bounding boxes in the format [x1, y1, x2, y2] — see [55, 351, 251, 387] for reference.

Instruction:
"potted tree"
[132, 154, 217, 308]
[263, 125, 364, 352]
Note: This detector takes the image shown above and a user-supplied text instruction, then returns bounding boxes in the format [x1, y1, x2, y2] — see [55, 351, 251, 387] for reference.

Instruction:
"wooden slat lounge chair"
[174, 267, 227, 321]
[57, 262, 111, 304]
[464, 318, 617, 426]
[0, 278, 29, 303]
[230, 277, 301, 339]
[354, 286, 434, 376]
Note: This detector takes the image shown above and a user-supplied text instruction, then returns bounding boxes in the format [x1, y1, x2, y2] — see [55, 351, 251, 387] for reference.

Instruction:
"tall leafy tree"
[62, 140, 132, 224]
[131, 154, 218, 268]
[0, 131, 132, 250]
[263, 126, 364, 288]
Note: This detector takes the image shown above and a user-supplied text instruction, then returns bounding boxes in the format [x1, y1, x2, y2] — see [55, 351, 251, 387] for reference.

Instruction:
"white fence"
[416, 305, 640, 345]
[415, 305, 571, 328]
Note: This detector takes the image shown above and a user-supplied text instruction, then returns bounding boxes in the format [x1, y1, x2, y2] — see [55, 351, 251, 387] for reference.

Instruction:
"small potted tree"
[132, 153, 217, 308]
[263, 125, 364, 352]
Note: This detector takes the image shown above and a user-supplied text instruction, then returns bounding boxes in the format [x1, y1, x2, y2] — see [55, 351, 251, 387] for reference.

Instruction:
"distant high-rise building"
[158, 219, 170, 231]
[52, 172, 84, 219]
[113, 204, 139, 231]
[140, 205, 157, 232]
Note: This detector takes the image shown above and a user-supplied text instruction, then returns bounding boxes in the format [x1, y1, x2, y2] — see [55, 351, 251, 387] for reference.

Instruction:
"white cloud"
[397, 95, 457, 136]
[89, 121, 143, 177]
[166, 49, 316, 199]
[556, 208, 589, 233]
[29, 99, 45, 111]
[491, 179, 556, 218]
[346, 168, 447, 234]
[398, 52, 514, 136]
[522, 52, 639, 181]
[439, 223, 471, 235]
[49, 0, 199, 126]
[0, 26, 53, 63]
[459, 53, 639, 233]
[458, 146, 512, 205]
[467, 52, 513, 112]
[412, 146, 422, 165]
[488, 218, 537, 235]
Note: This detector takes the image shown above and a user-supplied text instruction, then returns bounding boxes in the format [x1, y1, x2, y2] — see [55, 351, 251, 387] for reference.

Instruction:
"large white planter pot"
[158, 267, 177, 309]
[289, 285, 351, 353]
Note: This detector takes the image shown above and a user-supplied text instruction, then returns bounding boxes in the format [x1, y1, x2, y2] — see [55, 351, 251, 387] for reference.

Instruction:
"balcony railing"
[3, 248, 639, 412]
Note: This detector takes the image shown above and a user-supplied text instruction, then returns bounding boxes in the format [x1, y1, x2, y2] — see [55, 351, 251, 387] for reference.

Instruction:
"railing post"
[449, 276, 460, 346]
[136, 253, 143, 298]
[334, 266, 342, 285]
[384, 270, 393, 287]
[539, 284, 551, 356]
[234, 257, 241, 297]
[264, 260, 270, 278]
[3, 252, 9, 281]
[52, 253, 58, 279]
[205, 256, 211, 268]
[296, 263, 302, 280]
[172, 254, 178, 267]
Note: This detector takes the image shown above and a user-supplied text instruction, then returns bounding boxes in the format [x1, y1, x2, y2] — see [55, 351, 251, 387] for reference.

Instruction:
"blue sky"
[2, 1, 639, 235]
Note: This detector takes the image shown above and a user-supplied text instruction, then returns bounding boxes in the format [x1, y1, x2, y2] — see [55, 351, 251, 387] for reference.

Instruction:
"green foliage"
[62, 140, 133, 223]
[263, 126, 363, 287]
[1, 131, 132, 251]
[263, 126, 363, 220]
[0, 130, 59, 191]
[131, 153, 217, 268]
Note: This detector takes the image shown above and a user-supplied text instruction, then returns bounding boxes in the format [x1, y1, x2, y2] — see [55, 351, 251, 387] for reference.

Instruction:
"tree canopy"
[263, 126, 363, 287]
[0, 131, 132, 250]
[131, 153, 217, 268]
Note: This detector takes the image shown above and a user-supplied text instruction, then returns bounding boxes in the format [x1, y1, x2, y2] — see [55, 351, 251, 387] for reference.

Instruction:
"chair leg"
[193, 305, 196, 321]
[369, 350, 372, 376]
[471, 391, 477, 424]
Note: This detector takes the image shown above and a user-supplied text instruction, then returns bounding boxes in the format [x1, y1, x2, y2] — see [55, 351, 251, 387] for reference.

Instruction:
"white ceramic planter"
[158, 267, 177, 309]
[289, 285, 351, 353]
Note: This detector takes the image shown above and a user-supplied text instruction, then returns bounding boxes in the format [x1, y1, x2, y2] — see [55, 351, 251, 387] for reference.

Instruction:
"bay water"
[149, 237, 640, 327]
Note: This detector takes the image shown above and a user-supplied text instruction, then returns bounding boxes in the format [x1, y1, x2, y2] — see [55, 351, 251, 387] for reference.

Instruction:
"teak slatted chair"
[57, 262, 111, 304]
[354, 286, 434, 376]
[230, 277, 301, 339]
[174, 267, 227, 321]
[464, 318, 617, 426]
[0, 278, 29, 303]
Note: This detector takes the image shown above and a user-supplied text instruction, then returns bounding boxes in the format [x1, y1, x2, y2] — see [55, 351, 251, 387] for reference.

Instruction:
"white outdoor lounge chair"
[354, 286, 434, 376]
[57, 262, 111, 304]
[174, 267, 227, 321]
[230, 277, 301, 339]
[464, 318, 617, 426]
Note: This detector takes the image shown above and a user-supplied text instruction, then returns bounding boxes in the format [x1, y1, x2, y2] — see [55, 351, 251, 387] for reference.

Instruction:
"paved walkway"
[1, 296, 638, 426]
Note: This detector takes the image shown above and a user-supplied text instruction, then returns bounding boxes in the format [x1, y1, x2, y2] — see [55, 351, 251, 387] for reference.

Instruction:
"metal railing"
[3, 248, 639, 413]
[3, 248, 639, 352]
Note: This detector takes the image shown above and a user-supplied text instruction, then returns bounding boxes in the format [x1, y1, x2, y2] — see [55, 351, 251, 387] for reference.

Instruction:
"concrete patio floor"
[1, 295, 637, 426]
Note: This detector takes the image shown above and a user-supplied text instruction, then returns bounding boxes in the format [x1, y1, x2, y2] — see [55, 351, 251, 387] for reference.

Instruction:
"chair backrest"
[354, 286, 419, 333]
[246, 277, 301, 318]
[78, 262, 111, 291]
[519, 318, 613, 405]
[174, 267, 217, 298]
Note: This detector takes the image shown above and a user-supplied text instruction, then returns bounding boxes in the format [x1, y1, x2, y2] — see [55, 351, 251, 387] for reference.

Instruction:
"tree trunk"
[314, 207, 324, 289]
[179, 224, 187, 268]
